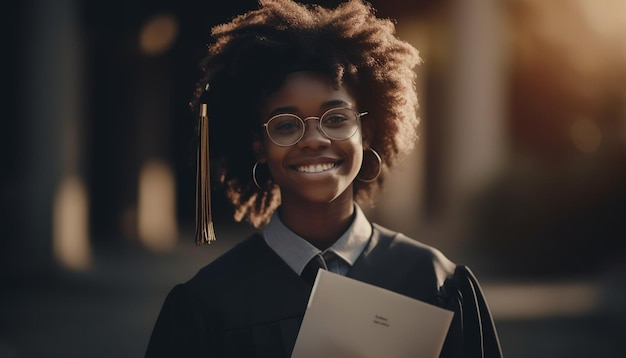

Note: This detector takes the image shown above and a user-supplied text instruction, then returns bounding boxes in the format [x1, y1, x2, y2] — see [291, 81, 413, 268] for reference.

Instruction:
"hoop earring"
[357, 148, 382, 183]
[252, 161, 274, 190]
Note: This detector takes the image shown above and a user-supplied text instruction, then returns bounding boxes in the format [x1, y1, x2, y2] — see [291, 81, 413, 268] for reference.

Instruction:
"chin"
[303, 185, 355, 205]
[303, 192, 343, 204]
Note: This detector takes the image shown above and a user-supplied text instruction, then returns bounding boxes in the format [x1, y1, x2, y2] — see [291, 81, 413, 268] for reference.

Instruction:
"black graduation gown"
[145, 224, 502, 357]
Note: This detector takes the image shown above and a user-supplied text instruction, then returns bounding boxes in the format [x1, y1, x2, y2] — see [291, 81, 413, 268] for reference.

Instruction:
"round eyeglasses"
[262, 107, 368, 147]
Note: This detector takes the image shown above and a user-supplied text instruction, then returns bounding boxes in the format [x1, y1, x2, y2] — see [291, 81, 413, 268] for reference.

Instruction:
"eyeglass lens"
[266, 108, 359, 146]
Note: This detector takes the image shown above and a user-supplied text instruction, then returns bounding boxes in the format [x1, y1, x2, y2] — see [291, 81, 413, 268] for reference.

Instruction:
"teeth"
[296, 162, 336, 173]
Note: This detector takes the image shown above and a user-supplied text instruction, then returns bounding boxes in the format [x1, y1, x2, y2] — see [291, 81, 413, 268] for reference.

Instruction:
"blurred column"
[446, 0, 507, 204]
[440, 0, 509, 256]
[16, 0, 91, 273]
[133, 14, 180, 251]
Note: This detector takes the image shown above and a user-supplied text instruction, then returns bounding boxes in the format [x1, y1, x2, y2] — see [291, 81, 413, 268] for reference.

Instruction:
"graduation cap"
[195, 84, 217, 245]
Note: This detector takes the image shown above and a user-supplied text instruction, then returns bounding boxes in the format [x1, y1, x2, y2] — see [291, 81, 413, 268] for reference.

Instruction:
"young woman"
[146, 1, 502, 357]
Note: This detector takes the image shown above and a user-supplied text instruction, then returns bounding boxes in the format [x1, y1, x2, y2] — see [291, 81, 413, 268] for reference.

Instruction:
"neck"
[278, 196, 355, 250]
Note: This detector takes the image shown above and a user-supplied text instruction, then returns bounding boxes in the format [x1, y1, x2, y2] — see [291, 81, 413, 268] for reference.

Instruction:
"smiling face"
[254, 71, 369, 209]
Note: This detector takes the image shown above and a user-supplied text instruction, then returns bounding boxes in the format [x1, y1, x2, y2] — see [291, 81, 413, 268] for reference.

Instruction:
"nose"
[296, 117, 331, 150]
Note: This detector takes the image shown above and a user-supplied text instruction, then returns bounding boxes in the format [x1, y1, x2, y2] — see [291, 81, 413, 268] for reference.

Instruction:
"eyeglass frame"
[261, 107, 368, 147]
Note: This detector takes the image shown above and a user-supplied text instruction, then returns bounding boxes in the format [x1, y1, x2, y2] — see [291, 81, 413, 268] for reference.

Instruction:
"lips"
[295, 162, 337, 173]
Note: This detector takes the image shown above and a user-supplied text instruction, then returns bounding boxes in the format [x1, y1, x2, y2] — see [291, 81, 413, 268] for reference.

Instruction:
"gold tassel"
[195, 103, 217, 245]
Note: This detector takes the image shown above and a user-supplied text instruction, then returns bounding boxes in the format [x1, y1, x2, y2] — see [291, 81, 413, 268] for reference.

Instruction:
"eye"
[269, 115, 302, 134]
[322, 110, 351, 128]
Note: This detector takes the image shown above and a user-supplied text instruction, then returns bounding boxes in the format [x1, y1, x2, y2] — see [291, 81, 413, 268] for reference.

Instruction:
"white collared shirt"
[263, 204, 372, 276]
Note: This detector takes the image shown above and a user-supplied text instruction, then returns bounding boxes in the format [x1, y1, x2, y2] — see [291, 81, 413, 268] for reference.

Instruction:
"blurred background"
[2, 0, 625, 357]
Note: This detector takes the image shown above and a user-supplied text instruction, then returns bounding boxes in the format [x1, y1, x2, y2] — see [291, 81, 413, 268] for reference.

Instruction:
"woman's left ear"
[361, 118, 374, 149]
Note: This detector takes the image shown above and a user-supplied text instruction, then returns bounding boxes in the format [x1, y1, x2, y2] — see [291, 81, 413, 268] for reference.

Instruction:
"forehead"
[261, 71, 355, 116]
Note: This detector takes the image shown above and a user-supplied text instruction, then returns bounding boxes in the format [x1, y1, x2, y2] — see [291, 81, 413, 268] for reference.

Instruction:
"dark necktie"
[301, 254, 328, 286]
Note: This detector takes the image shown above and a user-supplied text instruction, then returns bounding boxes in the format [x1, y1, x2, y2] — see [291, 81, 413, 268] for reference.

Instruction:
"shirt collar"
[263, 204, 372, 275]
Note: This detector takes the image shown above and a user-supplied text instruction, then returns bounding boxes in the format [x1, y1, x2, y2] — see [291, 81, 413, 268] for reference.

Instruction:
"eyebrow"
[267, 100, 353, 118]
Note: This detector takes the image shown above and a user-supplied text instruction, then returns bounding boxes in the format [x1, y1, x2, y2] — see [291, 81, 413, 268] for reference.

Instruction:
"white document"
[291, 270, 454, 358]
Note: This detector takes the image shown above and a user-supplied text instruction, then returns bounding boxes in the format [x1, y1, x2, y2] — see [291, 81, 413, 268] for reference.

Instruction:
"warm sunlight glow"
[139, 13, 179, 56]
[137, 159, 178, 251]
[53, 175, 92, 270]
